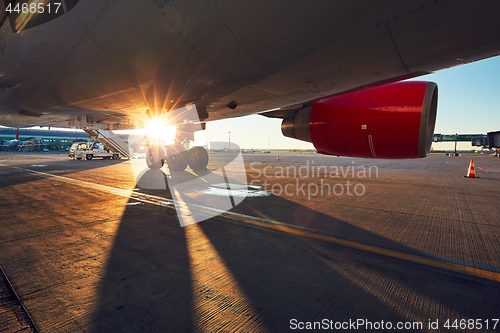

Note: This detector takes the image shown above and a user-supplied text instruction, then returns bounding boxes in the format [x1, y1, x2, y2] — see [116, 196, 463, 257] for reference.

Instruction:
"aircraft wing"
[1, 1, 500, 157]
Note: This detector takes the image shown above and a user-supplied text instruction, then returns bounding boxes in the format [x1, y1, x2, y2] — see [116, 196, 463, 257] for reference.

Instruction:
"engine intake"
[282, 81, 438, 159]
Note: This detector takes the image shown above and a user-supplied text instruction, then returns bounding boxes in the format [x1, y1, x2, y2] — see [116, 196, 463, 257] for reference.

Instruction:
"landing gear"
[145, 144, 209, 172]
[146, 145, 165, 170]
[144, 116, 209, 171]
[188, 146, 209, 170]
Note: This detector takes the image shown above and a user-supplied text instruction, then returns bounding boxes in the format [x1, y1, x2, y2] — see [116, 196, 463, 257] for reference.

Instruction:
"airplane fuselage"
[1, 1, 500, 129]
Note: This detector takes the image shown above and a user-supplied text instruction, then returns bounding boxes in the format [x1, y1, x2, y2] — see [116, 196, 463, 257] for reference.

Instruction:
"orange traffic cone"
[464, 159, 478, 178]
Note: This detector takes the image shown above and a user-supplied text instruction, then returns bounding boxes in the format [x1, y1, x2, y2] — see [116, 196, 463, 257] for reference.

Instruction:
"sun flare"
[145, 118, 177, 144]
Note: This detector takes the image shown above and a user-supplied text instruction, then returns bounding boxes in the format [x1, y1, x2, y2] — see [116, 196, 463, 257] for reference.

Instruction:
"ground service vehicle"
[68, 142, 87, 159]
[69, 141, 121, 160]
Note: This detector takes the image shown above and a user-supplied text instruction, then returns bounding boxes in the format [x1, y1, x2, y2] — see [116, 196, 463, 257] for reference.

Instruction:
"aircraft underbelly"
[0, 1, 500, 127]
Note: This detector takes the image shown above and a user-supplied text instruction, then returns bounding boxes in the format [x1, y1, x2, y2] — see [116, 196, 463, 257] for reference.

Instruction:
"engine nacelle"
[282, 81, 438, 158]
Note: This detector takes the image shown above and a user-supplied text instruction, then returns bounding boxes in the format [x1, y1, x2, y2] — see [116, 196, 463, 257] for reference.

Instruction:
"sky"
[197, 56, 500, 150]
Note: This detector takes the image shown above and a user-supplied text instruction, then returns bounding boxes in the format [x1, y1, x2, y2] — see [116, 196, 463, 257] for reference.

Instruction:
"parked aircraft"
[0, 128, 19, 150]
[0, 138, 20, 150]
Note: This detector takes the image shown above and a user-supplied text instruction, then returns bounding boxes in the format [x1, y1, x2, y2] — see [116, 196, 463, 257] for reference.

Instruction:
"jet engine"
[282, 81, 437, 158]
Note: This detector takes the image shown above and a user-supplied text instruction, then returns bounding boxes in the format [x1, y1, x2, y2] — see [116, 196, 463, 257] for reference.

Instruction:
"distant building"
[0, 127, 88, 151]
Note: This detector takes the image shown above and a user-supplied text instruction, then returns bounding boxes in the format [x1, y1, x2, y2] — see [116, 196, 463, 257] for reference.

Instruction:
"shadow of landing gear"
[89, 154, 500, 331]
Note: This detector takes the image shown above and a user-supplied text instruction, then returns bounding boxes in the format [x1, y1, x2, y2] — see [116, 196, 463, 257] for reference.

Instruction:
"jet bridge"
[468, 131, 500, 156]
[468, 131, 500, 148]
[486, 131, 500, 148]
[434, 132, 500, 156]
[433, 133, 478, 156]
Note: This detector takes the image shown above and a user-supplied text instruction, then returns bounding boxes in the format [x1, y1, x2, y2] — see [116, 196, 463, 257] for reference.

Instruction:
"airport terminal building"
[0, 127, 88, 151]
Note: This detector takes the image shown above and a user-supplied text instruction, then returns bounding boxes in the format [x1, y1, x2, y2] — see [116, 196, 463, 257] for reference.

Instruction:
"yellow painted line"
[3, 163, 500, 283]
[218, 212, 500, 283]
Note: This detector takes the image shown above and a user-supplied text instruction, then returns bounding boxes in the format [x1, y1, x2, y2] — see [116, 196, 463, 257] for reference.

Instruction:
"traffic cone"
[464, 159, 478, 178]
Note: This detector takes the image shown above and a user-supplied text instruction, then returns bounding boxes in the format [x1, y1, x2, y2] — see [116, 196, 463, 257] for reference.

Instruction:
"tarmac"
[0, 151, 499, 332]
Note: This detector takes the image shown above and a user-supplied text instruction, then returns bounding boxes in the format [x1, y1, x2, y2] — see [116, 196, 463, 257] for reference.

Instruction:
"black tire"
[76, 157, 82, 160]
[112, 154, 118, 159]
[86, 154, 93, 160]
[146, 146, 164, 169]
[166, 146, 188, 172]
[188, 146, 209, 170]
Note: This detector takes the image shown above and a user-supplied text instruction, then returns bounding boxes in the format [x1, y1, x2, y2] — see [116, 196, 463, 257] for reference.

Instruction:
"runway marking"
[3, 164, 500, 284]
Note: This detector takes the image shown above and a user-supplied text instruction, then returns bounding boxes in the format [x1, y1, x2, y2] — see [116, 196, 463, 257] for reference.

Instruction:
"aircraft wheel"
[166, 146, 188, 172]
[146, 146, 165, 169]
[86, 154, 93, 160]
[188, 146, 209, 170]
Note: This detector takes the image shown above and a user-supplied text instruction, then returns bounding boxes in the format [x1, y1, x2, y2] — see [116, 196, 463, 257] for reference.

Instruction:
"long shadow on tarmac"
[89, 171, 500, 332]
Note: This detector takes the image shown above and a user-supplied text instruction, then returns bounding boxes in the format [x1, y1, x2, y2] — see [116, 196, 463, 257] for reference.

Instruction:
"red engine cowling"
[282, 81, 438, 158]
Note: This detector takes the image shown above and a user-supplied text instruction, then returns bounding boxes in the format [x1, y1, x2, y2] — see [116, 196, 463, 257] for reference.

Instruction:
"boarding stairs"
[84, 129, 130, 159]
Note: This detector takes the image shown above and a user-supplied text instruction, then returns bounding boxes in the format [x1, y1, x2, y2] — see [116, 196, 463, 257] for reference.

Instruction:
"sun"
[145, 118, 177, 145]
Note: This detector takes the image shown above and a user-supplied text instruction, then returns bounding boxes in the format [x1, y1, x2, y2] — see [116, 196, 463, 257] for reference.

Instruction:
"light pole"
[228, 131, 231, 152]
[454, 133, 458, 156]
